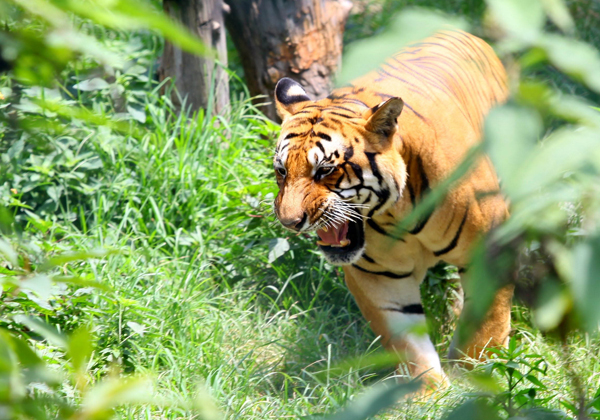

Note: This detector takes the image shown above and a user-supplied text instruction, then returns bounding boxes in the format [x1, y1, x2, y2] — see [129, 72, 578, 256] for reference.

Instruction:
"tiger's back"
[272, 30, 512, 390]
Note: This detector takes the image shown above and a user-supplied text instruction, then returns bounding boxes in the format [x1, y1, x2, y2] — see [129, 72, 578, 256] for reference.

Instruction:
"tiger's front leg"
[343, 267, 447, 389]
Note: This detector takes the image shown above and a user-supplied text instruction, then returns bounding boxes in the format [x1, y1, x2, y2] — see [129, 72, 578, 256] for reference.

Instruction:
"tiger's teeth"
[317, 240, 329, 246]
[339, 239, 351, 247]
[322, 226, 328, 232]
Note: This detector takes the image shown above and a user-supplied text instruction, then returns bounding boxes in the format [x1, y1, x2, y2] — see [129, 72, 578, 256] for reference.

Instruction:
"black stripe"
[315, 141, 325, 154]
[365, 152, 383, 183]
[328, 118, 343, 128]
[415, 155, 430, 197]
[402, 304, 424, 314]
[408, 155, 432, 235]
[433, 206, 469, 257]
[327, 92, 347, 100]
[337, 98, 369, 107]
[347, 161, 364, 183]
[329, 111, 354, 119]
[408, 212, 432, 235]
[335, 169, 347, 189]
[403, 102, 427, 122]
[368, 188, 390, 218]
[362, 253, 376, 264]
[374, 89, 427, 123]
[367, 219, 405, 242]
[382, 304, 424, 314]
[316, 132, 331, 141]
[285, 132, 301, 140]
[352, 264, 412, 279]
[329, 105, 356, 113]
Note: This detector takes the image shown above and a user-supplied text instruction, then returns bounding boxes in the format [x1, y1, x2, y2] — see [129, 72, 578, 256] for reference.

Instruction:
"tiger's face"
[273, 78, 407, 265]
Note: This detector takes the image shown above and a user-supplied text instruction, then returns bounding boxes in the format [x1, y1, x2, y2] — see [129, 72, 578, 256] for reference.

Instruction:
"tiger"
[272, 29, 513, 389]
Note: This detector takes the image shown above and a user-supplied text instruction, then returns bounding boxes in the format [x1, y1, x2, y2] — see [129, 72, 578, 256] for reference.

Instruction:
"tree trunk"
[225, 0, 352, 121]
[160, 0, 229, 114]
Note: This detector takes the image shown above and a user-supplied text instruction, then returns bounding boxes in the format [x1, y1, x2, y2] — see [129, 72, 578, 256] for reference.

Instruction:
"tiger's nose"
[279, 212, 308, 231]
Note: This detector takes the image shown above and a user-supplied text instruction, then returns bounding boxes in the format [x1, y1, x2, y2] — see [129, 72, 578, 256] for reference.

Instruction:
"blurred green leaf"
[515, 127, 599, 199]
[62, 0, 213, 57]
[541, 92, 600, 128]
[41, 249, 118, 271]
[52, 275, 111, 291]
[191, 384, 223, 420]
[10, 335, 61, 386]
[77, 376, 155, 419]
[316, 381, 421, 420]
[314, 351, 403, 382]
[20, 274, 53, 300]
[443, 399, 502, 420]
[570, 234, 600, 332]
[467, 371, 503, 394]
[67, 326, 93, 375]
[0, 330, 25, 402]
[539, 34, 600, 93]
[540, 0, 574, 33]
[13, 315, 67, 348]
[486, 0, 545, 43]
[484, 104, 541, 195]
[533, 280, 571, 331]
[10, 0, 123, 69]
[0, 238, 19, 267]
[35, 99, 144, 138]
[453, 236, 517, 349]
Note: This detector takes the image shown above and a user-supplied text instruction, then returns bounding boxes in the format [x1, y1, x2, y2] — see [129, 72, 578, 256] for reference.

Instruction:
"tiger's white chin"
[319, 243, 366, 265]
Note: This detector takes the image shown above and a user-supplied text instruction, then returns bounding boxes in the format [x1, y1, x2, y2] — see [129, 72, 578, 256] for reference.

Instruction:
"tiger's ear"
[274, 78, 311, 121]
[364, 98, 404, 138]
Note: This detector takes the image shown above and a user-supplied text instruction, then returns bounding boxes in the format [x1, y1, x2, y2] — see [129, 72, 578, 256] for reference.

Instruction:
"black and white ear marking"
[275, 78, 310, 105]
[365, 97, 404, 138]
[274, 78, 312, 120]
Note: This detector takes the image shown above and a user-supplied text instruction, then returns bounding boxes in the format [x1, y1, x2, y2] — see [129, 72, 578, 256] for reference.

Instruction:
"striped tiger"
[272, 30, 512, 389]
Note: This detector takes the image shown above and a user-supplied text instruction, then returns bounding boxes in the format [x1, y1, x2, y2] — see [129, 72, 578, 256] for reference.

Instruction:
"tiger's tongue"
[317, 221, 349, 246]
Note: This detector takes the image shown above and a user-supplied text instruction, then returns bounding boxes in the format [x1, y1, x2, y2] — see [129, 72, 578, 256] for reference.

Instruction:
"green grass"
[2, 1, 600, 419]
[3, 82, 599, 419]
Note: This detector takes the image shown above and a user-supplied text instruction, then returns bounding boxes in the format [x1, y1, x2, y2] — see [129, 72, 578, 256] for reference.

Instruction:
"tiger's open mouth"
[315, 219, 365, 264]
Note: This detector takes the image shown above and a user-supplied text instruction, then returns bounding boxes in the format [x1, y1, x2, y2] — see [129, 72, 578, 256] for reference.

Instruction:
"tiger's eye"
[315, 166, 335, 181]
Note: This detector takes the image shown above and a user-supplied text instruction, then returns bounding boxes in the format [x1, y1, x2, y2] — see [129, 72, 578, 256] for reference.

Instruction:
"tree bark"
[160, 0, 229, 114]
[225, 0, 352, 121]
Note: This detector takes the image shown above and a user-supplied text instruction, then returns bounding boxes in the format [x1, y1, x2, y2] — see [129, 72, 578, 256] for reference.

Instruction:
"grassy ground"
[2, 1, 600, 419]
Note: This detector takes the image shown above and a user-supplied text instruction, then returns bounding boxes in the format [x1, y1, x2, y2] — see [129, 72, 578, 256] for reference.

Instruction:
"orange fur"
[272, 30, 512, 389]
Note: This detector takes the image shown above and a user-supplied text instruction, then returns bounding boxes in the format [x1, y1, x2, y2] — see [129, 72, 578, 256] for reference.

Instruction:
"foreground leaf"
[316, 381, 421, 420]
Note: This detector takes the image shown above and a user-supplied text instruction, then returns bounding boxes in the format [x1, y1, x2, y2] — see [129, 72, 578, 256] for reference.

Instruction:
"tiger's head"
[272, 78, 407, 265]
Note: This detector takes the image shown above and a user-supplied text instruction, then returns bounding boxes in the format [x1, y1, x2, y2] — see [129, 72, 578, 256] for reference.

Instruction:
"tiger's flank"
[272, 30, 511, 390]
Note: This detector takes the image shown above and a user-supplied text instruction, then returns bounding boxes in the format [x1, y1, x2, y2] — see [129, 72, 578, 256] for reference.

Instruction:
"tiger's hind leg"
[448, 283, 514, 363]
